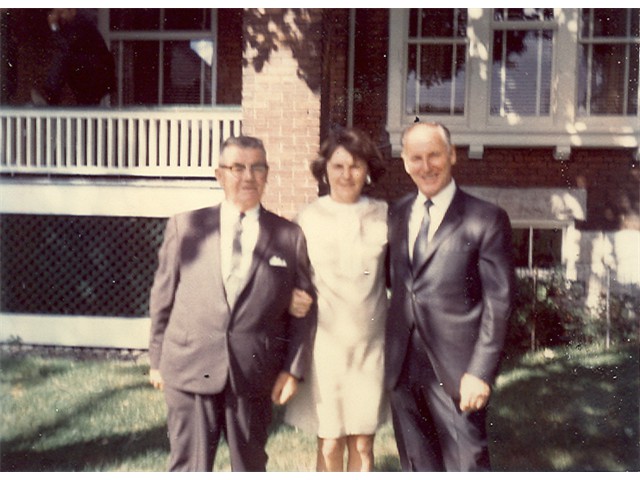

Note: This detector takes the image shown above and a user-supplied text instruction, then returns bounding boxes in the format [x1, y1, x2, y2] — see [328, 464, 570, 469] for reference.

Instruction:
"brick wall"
[373, 146, 639, 232]
[241, 9, 323, 220]
[453, 147, 639, 230]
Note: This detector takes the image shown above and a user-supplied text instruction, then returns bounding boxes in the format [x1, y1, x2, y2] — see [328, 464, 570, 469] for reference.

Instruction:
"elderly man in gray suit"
[385, 122, 515, 471]
[148, 135, 317, 472]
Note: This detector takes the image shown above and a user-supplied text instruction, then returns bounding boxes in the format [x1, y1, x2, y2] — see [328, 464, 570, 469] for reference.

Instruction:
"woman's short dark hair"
[311, 127, 386, 194]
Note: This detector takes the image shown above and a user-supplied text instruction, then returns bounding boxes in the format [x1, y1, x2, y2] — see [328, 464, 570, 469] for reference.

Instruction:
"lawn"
[0, 343, 638, 472]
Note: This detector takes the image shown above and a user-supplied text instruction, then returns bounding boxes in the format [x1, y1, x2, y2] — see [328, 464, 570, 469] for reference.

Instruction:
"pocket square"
[269, 255, 288, 267]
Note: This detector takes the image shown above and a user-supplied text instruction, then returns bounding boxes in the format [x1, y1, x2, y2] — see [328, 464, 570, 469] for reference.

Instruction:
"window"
[386, 8, 639, 157]
[513, 227, 563, 269]
[405, 9, 467, 116]
[109, 9, 215, 106]
[578, 8, 639, 116]
[490, 9, 554, 117]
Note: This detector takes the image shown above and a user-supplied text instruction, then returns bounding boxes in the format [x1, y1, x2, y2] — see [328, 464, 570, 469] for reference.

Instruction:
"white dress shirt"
[220, 201, 260, 283]
[408, 180, 457, 261]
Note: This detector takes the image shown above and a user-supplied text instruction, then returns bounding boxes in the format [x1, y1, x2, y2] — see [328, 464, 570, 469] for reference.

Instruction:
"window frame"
[488, 10, 557, 121]
[404, 8, 468, 117]
[577, 8, 639, 117]
[511, 223, 566, 270]
[106, 8, 218, 107]
[387, 8, 639, 159]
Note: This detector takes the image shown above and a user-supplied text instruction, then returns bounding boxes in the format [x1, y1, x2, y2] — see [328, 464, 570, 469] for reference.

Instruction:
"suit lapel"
[412, 189, 465, 278]
[204, 206, 227, 308]
[248, 207, 275, 284]
[393, 194, 416, 292]
[185, 206, 228, 314]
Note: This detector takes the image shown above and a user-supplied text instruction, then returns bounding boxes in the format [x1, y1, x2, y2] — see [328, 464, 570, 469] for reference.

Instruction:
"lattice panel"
[0, 214, 167, 317]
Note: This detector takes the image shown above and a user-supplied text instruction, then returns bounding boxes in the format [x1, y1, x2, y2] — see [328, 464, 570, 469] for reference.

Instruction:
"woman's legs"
[317, 434, 375, 471]
[346, 434, 375, 472]
[316, 437, 347, 471]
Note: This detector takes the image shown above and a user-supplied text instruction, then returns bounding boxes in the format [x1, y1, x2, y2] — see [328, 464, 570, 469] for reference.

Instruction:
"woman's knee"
[319, 437, 346, 458]
[348, 435, 374, 456]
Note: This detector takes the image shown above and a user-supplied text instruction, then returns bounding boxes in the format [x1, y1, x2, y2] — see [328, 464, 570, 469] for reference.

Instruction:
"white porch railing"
[0, 107, 242, 177]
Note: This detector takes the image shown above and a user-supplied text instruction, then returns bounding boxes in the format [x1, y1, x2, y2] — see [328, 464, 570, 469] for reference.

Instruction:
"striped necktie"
[226, 212, 245, 307]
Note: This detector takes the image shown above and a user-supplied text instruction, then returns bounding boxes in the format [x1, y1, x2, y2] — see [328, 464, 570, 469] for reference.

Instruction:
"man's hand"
[149, 368, 164, 390]
[459, 373, 491, 412]
[288, 288, 313, 318]
[271, 372, 299, 405]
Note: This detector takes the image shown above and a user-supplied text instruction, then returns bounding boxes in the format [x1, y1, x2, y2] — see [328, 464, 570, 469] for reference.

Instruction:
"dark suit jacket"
[385, 188, 515, 399]
[149, 204, 317, 397]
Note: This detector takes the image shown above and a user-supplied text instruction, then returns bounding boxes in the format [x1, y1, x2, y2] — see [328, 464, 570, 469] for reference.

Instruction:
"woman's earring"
[322, 174, 328, 184]
[366, 174, 372, 185]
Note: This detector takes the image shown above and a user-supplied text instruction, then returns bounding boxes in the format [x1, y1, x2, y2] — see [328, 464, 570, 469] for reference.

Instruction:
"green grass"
[489, 344, 640, 471]
[1, 343, 638, 472]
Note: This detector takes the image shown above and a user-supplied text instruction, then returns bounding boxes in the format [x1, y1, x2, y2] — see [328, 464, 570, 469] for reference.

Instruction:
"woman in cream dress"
[285, 127, 388, 472]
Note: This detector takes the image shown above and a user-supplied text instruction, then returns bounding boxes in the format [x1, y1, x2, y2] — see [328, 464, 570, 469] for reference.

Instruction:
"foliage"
[506, 270, 639, 356]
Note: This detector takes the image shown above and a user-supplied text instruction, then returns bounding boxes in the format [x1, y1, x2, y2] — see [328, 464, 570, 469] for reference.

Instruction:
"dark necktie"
[226, 212, 245, 306]
[412, 199, 432, 269]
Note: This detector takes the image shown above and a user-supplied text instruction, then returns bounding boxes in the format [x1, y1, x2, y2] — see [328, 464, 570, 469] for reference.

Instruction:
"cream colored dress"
[285, 195, 389, 438]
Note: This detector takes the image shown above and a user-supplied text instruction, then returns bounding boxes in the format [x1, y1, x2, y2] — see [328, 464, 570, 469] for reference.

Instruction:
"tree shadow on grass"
[1, 379, 168, 472]
[489, 346, 639, 471]
[1, 425, 168, 471]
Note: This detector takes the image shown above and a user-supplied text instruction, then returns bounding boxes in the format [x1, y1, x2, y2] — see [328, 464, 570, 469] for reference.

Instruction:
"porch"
[0, 106, 242, 178]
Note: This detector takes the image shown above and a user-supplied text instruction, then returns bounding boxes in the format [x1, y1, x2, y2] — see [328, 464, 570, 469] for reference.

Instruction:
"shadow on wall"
[243, 9, 323, 93]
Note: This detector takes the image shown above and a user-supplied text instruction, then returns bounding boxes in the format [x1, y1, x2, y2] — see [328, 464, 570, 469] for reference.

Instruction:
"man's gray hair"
[220, 135, 267, 158]
[401, 122, 453, 153]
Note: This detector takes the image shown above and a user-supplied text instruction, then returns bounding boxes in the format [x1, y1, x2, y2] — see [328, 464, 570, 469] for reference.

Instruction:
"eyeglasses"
[219, 163, 269, 178]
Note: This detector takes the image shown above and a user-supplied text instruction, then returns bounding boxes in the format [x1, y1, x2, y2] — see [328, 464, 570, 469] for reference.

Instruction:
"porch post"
[241, 8, 322, 220]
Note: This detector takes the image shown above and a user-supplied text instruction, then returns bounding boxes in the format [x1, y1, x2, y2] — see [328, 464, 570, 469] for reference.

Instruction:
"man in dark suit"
[385, 122, 515, 471]
[148, 135, 317, 472]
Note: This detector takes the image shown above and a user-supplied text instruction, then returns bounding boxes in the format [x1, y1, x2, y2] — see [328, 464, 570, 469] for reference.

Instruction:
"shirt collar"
[415, 179, 457, 210]
[221, 201, 260, 223]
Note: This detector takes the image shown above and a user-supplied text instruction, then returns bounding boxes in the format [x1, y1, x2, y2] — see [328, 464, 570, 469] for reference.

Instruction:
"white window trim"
[387, 8, 639, 160]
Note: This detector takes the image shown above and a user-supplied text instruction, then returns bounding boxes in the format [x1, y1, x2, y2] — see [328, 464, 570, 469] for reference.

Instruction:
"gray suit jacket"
[385, 188, 515, 399]
[149, 205, 317, 397]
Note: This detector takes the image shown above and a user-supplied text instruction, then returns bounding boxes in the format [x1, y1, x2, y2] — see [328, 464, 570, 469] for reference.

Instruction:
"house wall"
[343, 10, 639, 235]
[375, 144, 640, 234]
[216, 9, 243, 105]
[1, 8, 637, 350]
[0, 179, 225, 349]
[320, 9, 350, 137]
[352, 9, 390, 158]
[241, 9, 323, 220]
[334, 8, 639, 300]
